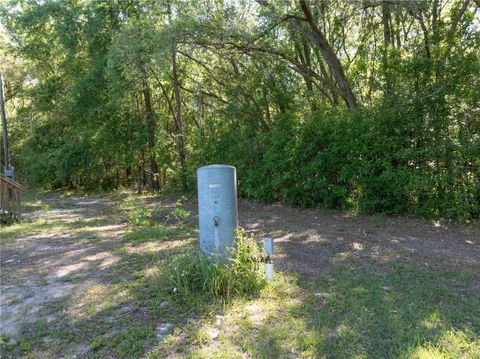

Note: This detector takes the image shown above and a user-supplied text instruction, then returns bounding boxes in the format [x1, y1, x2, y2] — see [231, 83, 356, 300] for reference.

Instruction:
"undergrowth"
[121, 196, 190, 227]
[168, 228, 265, 301]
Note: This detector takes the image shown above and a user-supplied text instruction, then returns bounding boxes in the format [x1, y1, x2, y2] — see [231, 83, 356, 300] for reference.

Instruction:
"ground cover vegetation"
[1, 0, 479, 220]
[1, 192, 479, 358]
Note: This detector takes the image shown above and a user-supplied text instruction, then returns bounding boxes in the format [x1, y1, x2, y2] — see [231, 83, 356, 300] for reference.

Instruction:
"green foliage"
[169, 228, 265, 301]
[111, 324, 155, 359]
[127, 206, 155, 227]
[204, 98, 480, 220]
[121, 193, 191, 227]
[1, 0, 479, 220]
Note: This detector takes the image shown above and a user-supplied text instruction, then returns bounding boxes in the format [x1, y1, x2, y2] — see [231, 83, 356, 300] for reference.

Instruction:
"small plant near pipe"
[168, 228, 265, 301]
[122, 196, 190, 227]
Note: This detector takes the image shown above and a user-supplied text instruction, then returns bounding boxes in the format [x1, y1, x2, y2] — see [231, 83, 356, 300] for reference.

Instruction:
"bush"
[123, 197, 190, 227]
[201, 101, 480, 221]
[168, 228, 265, 301]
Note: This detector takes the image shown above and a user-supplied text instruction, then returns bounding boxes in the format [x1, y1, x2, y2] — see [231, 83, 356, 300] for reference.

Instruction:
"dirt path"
[236, 201, 480, 278]
[1, 196, 128, 347]
[1, 193, 479, 356]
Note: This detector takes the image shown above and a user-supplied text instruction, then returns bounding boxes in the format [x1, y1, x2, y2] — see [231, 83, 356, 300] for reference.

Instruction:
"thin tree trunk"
[29, 103, 33, 132]
[290, 0, 357, 109]
[141, 72, 159, 191]
[126, 166, 132, 187]
[136, 164, 142, 193]
[417, 13, 431, 59]
[382, 2, 393, 96]
[256, 0, 356, 108]
[1, 73, 10, 171]
[171, 36, 187, 187]
[168, 0, 187, 188]
[295, 38, 317, 110]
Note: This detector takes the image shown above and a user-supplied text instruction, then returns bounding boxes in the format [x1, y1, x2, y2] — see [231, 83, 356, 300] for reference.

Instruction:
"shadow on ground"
[1, 192, 479, 358]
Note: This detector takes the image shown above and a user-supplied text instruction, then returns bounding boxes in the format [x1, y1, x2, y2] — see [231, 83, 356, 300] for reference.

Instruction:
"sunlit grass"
[146, 262, 479, 358]
[122, 227, 194, 244]
[0, 218, 67, 244]
[405, 329, 480, 358]
[2, 192, 478, 358]
[68, 217, 115, 229]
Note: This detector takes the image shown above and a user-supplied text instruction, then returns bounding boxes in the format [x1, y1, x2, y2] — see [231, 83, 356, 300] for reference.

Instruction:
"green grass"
[122, 226, 195, 245]
[0, 218, 67, 244]
[146, 263, 479, 358]
[168, 229, 265, 302]
[69, 217, 115, 229]
[2, 192, 478, 358]
[300, 264, 478, 358]
[111, 324, 155, 358]
[36, 278, 48, 286]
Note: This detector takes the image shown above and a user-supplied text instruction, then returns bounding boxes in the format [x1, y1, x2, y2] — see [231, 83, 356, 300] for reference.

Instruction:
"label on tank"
[210, 185, 222, 199]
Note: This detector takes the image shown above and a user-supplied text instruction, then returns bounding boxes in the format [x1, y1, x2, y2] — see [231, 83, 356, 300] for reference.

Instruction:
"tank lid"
[197, 164, 236, 172]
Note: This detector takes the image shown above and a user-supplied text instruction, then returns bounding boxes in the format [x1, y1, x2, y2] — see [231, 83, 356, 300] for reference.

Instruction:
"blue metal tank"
[197, 165, 238, 257]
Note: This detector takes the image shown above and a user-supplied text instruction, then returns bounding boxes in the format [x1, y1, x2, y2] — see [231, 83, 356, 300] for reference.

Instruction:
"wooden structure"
[0, 174, 25, 220]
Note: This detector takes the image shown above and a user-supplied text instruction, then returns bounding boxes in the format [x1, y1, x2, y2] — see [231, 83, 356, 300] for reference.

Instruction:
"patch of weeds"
[49, 326, 76, 342]
[36, 278, 48, 286]
[298, 262, 480, 358]
[169, 207, 190, 222]
[47, 299, 68, 311]
[122, 226, 194, 245]
[2, 319, 55, 356]
[1, 337, 32, 357]
[123, 228, 169, 243]
[152, 260, 479, 359]
[32, 319, 50, 338]
[0, 213, 21, 226]
[0, 335, 9, 350]
[90, 336, 103, 351]
[121, 195, 190, 228]
[70, 217, 111, 229]
[0, 218, 66, 243]
[111, 324, 155, 358]
[168, 228, 265, 301]
[57, 275, 76, 283]
[41, 203, 53, 211]
[19, 339, 32, 354]
[128, 206, 156, 227]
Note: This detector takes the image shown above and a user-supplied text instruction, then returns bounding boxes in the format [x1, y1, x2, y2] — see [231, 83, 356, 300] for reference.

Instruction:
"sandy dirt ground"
[1, 193, 479, 354]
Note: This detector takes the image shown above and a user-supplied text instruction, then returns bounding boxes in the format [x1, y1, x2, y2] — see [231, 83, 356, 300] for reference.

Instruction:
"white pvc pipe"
[264, 263, 274, 282]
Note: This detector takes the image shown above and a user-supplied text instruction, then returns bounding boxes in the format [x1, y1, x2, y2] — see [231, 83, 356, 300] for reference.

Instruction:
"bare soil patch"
[1, 192, 479, 357]
[177, 198, 479, 278]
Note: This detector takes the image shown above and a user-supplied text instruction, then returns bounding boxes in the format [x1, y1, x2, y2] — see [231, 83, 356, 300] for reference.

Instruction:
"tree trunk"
[167, 0, 187, 188]
[1, 73, 10, 171]
[289, 0, 357, 109]
[295, 38, 317, 110]
[382, 2, 393, 96]
[141, 72, 159, 191]
[171, 37, 187, 187]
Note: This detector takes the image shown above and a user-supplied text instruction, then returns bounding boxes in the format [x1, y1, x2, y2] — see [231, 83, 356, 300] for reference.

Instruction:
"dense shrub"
[201, 100, 480, 221]
[3, 0, 479, 222]
[168, 229, 265, 301]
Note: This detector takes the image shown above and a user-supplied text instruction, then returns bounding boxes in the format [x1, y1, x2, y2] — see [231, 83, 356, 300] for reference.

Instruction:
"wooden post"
[0, 179, 4, 213]
[0, 175, 25, 219]
[1, 73, 10, 172]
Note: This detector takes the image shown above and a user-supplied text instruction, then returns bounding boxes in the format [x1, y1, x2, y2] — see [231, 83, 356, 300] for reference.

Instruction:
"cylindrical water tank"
[197, 165, 238, 257]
